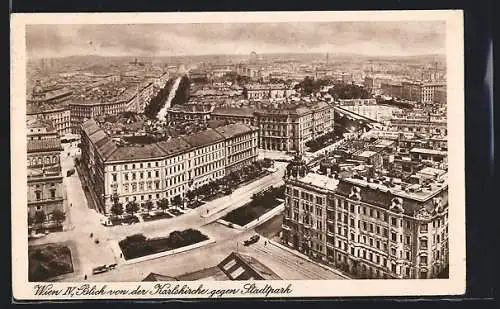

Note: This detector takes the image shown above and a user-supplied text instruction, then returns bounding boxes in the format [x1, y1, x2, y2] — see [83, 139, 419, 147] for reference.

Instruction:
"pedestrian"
[120, 253, 123, 258]
[206, 209, 209, 214]
[90, 233, 93, 238]
[84, 274, 87, 280]
[264, 241, 267, 246]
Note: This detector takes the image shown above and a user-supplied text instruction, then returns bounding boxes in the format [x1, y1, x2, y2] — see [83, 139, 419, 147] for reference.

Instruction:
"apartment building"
[27, 118, 59, 140]
[214, 123, 259, 174]
[243, 83, 295, 100]
[282, 157, 449, 279]
[69, 100, 130, 133]
[389, 112, 447, 136]
[80, 119, 258, 214]
[27, 104, 72, 136]
[27, 138, 64, 221]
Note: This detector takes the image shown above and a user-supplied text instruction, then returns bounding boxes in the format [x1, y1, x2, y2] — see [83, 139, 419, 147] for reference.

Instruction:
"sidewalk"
[264, 236, 352, 279]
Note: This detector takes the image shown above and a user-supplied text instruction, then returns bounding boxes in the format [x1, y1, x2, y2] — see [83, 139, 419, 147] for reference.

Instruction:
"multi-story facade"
[389, 112, 447, 136]
[421, 83, 446, 104]
[69, 100, 130, 133]
[27, 118, 59, 140]
[211, 101, 334, 153]
[181, 129, 227, 188]
[167, 104, 214, 123]
[401, 82, 446, 104]
[214, 124, 259, 174]
[243, 83, 295, 100]
[80, 119, 258, 214]
[282, 158, 449, 279]
[211, 107, 255, 126]
[27, 138, 64, 225]
[255, 101, 333, 153]
[27, 105, 72, 136]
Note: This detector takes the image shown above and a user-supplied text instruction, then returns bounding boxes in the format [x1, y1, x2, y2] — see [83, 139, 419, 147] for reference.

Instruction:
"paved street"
[28, 146, 348, 282]
[28, 147, 348, 282]
[65, 222, 345, 282]
[30, 143, 116, 278]
[103, 161, 287, 241]
[30, 153, 289, 280]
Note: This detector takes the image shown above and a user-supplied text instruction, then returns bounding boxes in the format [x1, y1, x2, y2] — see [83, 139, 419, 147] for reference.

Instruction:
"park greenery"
[29, 244, 73, 281]
[118, 229, 209, 260]
[223, 185, 284, 226]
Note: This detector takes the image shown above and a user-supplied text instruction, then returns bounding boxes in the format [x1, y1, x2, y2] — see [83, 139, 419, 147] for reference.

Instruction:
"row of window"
[28, 155, 59, 166]
[33, 188, 57, 200]
[122, 181, 160, 193]
[194, 160, 224, 177]
[113, 162, 160, 171]
[194, 152, 224, 166]
[228, 150, 255, 164]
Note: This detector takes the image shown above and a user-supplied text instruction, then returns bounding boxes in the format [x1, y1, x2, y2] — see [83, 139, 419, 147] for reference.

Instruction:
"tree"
[28, 213, 35, 226]
[143, 200, 154, 212]
[172, 195, 183, 209]
[52, 209, 66, 225]
[169, 231, 184, 247]
[126, 201, 140, 215]
[110, 203, 123, 217]
[34, 210, 46, 225]
[186, 190, 195, 202]
[157, 198, 170, 212]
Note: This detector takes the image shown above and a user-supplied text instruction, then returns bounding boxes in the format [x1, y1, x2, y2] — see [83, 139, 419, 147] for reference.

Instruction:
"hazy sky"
[26, 22, 446, 59]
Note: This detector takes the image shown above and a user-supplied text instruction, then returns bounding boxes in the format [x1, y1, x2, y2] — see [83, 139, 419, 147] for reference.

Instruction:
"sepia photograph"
[11, 11, 465, 299]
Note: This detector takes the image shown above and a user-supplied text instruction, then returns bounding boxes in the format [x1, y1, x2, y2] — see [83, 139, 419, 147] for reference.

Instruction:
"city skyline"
[26, 21, 446, 59]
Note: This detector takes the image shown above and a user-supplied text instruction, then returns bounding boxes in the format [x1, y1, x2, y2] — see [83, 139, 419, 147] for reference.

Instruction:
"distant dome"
[249, 51, 259, 64]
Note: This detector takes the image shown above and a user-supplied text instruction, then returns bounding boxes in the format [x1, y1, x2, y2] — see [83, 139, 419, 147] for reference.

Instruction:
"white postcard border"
[11, 10, 465, 300]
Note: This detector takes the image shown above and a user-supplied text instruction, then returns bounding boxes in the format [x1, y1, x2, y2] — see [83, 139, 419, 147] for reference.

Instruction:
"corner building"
[282, 158, 449, 279]
[80, 119, 258, 214]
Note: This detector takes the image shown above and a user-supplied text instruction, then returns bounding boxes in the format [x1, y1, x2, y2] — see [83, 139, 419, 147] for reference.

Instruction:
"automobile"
[266, 167, 277, 172]
[243, 235, 260, 246]
[222, 188, 233, 195]
[100, 219, 112, 226]
[92, 265, 108, 275]
[107, 263, 117, 270]
[66, 169, 75, 177]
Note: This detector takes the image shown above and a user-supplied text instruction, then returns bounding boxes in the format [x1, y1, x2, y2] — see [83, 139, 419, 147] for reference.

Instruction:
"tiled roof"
[106, 143, 165, 162]
[181, 129, 225, 148]
[156, 137, 192, 157]
[26, 103, 69, 115]
[212, 107, 255, 117]
[214, 123, 256, 139]
[27, 118, 57, 133]
[27, 138, 62, 153]
[81, 119, 102, 136]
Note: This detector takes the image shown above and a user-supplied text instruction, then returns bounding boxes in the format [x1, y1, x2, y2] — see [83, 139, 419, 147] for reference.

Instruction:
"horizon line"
[29, 51, 446, 61]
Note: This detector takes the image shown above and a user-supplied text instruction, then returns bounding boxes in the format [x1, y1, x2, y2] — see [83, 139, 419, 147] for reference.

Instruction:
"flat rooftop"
[297, 173, 340, 192]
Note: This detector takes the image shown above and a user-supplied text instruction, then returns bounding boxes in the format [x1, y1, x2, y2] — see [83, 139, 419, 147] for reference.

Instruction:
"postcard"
[11, 10, 465, 300]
